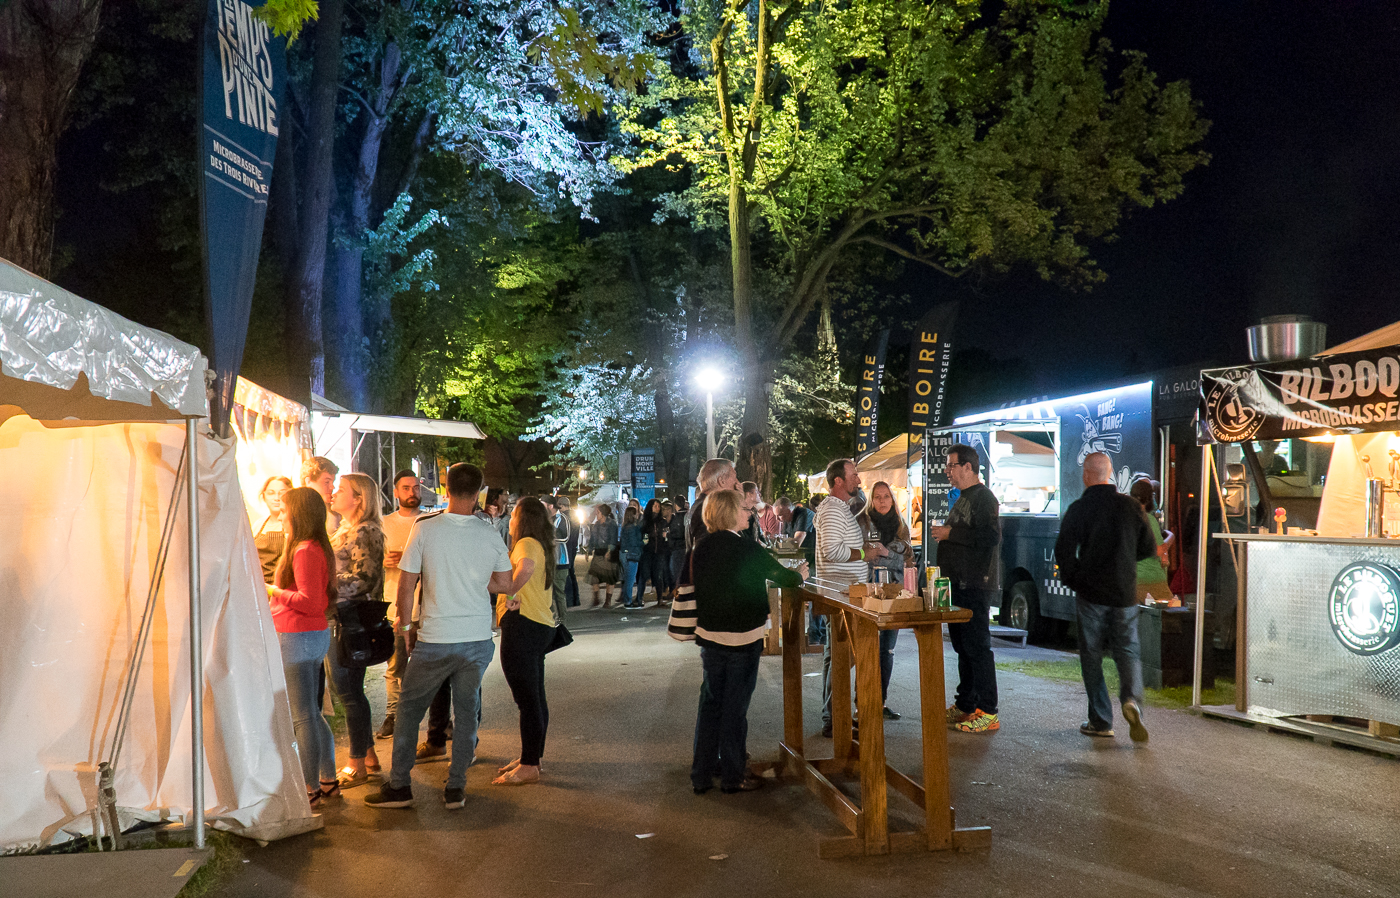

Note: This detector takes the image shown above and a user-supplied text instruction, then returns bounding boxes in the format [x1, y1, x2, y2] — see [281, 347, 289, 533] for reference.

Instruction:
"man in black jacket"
[1054, 451, 1157, 743]
[930, 444, 1002, 735]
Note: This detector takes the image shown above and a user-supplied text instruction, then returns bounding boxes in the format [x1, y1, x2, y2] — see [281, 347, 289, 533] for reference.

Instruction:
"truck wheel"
[1003, 580, 1045, 642]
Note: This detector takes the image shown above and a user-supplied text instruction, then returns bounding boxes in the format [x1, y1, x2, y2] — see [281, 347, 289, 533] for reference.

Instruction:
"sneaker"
[820, 722, 832, 738]
[416, 741, 447, 761]
[954, 710, 1000, 734]
[364, 783, 414, 808]
[1080, 722, 1115, 738]
[1123, 701, 1149, 743]
[375, 715, 395, 739]
[442, 787, 466, 809]
[882, 706, 901, 721]
[819, 721, 858, 739]
[946, 704, 975, 725]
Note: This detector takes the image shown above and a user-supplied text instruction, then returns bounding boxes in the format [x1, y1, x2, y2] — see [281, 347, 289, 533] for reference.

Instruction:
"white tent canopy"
[0, 258, 315, 850]
[310, 392, 483, 485]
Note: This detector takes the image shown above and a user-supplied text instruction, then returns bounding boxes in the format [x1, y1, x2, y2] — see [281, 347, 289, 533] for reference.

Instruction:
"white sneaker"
[1123, 701, 1149, 743]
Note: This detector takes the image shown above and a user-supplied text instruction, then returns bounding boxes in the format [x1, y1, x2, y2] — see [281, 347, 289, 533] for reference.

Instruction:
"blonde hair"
[702, 488, 745, 533]
[337, 473, 383, 528]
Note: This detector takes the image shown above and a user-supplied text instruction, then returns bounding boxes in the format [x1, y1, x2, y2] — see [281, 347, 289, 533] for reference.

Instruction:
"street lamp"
[695, 368, 725, 459]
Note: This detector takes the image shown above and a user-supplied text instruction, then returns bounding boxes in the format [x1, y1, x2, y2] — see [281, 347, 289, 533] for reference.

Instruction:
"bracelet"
[400, 624, 413, 632]
[857, 548, 865, 561]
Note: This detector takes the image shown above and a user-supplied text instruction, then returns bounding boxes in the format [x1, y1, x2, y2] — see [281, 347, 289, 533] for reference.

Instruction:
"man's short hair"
[556, 496, 572, 509]
[947, 444, 978, 469]
[541, 495, 556, 509]
[702, 488, 745, 532]
[775, 496, 793, 509]
[740, 480, 759, 496]
[446, 463, 484, 498]
[825, 458, 853, 490]
[393, 469, 417, 486]
[698, 458, 736, 492]
[301, 456, 338, 484]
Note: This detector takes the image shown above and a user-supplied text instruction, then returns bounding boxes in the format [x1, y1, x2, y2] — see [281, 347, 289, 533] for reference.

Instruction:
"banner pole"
[1191, 444, 1212, 709]
[186, 419, 205, 849]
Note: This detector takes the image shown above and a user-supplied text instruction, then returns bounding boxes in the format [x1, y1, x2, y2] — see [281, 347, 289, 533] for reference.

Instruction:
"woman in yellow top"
[494, 496, 557, 785]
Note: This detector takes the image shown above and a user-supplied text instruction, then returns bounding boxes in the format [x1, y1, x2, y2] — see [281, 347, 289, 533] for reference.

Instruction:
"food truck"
[923, 367, 1204, 641]
[1195, 325, 1400, 745]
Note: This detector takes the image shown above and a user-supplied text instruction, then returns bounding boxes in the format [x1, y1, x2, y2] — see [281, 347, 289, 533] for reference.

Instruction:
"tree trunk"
[269, 115, 303, 402]
[288, 0, 343, 404]
[0, 0, 102, 277]
[736, 355, 774, 495]
[330, 38, 400, 411]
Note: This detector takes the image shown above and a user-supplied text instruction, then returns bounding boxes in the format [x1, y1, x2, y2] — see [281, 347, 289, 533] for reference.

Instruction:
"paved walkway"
[212, 604, 1399, 898]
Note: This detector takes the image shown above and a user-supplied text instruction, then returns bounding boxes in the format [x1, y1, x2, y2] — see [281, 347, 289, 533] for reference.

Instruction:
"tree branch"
[850, 235, 966, 278]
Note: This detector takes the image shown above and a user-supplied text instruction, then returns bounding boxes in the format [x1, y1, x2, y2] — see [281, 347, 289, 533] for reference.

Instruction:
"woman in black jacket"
[636, 498, 669, 607]
[690, 489, 808, 794]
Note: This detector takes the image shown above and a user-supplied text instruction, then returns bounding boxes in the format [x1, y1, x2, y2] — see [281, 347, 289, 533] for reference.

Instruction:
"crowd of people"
[253, 443, 1162, 810]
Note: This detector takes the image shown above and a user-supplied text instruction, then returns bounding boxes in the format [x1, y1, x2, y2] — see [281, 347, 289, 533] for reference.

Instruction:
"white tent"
[0, 258, 317, 850]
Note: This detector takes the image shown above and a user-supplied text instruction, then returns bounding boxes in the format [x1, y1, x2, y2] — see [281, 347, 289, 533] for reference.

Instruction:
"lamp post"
[695, 368, 725, 459]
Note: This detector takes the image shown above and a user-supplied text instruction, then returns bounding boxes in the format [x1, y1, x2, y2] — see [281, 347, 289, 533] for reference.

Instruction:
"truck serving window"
[956, 422, 1060, 516]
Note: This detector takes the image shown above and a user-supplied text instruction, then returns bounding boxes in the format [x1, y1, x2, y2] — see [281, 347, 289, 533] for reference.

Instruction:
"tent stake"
[186, 419, 205, 849]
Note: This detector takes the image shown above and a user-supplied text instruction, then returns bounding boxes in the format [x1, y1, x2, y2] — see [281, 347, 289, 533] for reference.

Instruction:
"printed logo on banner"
[1329, 562, 1400, 655]
[1203, 368, 1266, 443]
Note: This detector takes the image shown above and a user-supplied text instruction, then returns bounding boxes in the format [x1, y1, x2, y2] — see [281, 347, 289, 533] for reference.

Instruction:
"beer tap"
[1389, 450, 1400, 488]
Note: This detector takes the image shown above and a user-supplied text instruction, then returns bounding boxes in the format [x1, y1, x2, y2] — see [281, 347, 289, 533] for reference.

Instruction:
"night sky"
[908, 0, 1400, 396]
[47, 1, 1400, 407]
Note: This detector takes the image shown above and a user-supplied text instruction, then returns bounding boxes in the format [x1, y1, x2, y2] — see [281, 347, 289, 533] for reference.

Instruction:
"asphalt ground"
[210, 600, 1399, 898]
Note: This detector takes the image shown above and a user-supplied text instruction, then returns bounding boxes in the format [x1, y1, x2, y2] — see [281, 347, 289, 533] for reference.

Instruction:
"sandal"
[337, 766, 369, 789]
[318, 779, 341, 800]
[492, 765, 540, 786]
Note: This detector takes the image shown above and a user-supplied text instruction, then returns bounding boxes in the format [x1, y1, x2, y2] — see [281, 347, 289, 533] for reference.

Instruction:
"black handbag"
[333, 600, 395, 668]
[545, 622, 574, 654]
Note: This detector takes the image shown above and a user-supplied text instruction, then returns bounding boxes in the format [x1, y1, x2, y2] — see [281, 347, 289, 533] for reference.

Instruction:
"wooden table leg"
[765, 587, 782, 655]
[915, 625, 953, 850]
[853, 617, 889, 855]
[781, 589, 804, 759]
[830, 610, 855, 766]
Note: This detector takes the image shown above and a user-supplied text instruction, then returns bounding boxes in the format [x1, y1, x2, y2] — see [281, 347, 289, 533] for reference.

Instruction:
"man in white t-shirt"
[365, 463, 532, 810]
[814, 458, 889, 738]
[376, 470, 424, 739]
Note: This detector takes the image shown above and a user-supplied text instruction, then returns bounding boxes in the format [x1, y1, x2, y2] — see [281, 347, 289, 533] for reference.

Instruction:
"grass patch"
[996, 659, 1236, 709]
[177, 830, 244, 898]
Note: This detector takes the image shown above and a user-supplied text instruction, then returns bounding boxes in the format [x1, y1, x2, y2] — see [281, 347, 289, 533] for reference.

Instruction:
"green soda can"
[935, 577, 952, 610]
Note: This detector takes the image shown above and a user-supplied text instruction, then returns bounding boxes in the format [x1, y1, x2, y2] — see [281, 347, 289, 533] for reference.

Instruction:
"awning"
[1327, 320, 1400, 354]
[311, 394, 484, 440]
[0, 258, 208, 422]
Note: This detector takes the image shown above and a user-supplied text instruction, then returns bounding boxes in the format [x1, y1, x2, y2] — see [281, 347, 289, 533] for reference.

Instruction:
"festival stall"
[231, 377, 312, 526]
[0, 258, 317, 850]
[1195, 324, 1400, 748]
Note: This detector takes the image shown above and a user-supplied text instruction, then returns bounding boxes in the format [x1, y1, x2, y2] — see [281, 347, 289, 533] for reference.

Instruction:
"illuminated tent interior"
[0, 258, 317, 850]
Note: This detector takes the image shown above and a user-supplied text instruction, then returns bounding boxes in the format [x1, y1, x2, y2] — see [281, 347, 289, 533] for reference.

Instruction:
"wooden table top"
[790, 578, 973, 628]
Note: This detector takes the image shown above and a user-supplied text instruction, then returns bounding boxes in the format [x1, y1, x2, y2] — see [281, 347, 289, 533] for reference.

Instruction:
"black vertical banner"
[855, 329, 890, 460]
[199, 0, 285, 434]
[907, 303, 958, 432]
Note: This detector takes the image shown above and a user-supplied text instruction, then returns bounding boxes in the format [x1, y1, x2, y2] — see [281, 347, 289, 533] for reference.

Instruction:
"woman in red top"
[267, 487, 339, 807]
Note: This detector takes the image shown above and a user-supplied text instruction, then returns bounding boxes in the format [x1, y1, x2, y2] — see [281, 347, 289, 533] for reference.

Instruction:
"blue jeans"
[816, 618, 898, 720]
[948, 586, 998, 715]
[620, 554, 640, 605]
[279, 629, 336, 789]
[389, 639, 495, 791]
[1076, 599, 1144, 731]
[691, 641, 764, 790]
[326, 622, 374, 760]
[879, 629, 898, 705]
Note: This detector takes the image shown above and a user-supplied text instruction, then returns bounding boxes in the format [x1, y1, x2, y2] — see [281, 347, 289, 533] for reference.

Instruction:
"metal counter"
[1217, 533, 1400, 723]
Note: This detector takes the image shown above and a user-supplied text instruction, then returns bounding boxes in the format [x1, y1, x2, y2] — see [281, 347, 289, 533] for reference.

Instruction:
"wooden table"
[772, 578, 993, 859]
[763, 549, 822, 656]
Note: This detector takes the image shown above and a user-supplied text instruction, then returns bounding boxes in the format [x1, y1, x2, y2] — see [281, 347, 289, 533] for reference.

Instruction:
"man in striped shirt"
[815, 458, 889, 737]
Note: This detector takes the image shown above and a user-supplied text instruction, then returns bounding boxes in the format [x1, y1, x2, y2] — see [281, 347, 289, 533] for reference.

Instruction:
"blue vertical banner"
[199, 0, 285, 433]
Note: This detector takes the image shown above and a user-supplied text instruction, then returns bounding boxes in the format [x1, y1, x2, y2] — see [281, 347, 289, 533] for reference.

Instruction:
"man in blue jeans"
[1054, 451, 1158, 743]
[365, 463, 532, 809]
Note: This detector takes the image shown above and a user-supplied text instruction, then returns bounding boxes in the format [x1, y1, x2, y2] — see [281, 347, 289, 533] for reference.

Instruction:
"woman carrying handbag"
[585, 504, 621, 607]
[326, 473, 386, 788]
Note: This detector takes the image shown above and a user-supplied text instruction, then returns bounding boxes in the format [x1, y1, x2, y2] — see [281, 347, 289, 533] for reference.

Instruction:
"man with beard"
[378, 470, 424, 739]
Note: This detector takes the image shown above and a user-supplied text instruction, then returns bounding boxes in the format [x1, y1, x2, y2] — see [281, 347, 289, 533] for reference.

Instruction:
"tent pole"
[186, 419, 205, 849]
[1191, 445, 1212, 708]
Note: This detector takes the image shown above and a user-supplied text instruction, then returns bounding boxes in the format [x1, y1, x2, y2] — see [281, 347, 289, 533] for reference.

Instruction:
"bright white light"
[695, 367, 725, 393]
[578, 469, 588, 481]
